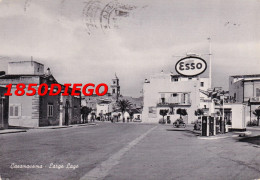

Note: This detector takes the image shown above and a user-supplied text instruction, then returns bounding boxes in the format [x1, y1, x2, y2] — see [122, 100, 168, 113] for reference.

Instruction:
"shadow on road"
[238, 135, 260, 146]
[166, 129, 186, 131]
[166, 128, 201, 137]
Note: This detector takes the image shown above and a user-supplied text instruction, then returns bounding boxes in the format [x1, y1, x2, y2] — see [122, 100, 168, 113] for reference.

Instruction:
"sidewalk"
[0, 129, 27, 134]
[246, 126, 260, 131]
[36, 123, 98, 129]
[36, 125, 73, 129]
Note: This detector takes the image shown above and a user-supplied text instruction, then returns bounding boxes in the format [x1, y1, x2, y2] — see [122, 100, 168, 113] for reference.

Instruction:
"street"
[0, 123, 260, 180]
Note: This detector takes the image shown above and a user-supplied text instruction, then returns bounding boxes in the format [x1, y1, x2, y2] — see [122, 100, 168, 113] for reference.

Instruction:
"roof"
[0, 74, 48, 79]
[0, 74, 58, 84]
[231, 74, 260, 78]
[8, 61, 44, 66]
[131, 108, 141, 114]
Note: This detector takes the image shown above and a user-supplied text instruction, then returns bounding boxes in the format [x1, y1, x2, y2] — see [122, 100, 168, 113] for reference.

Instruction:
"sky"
[0, 0, 259, 97]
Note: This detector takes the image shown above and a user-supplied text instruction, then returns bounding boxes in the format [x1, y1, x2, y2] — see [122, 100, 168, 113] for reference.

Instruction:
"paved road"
[0, 122, 260, 180]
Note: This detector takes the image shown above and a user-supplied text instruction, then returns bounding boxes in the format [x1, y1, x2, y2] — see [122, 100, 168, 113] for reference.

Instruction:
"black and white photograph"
[0, 0, 260, 179]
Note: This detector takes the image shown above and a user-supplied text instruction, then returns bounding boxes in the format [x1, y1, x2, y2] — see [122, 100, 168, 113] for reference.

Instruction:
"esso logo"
[175, 56, 207, 77]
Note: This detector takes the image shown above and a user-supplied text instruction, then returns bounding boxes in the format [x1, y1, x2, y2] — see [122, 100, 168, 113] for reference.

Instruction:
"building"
[229, 74, 260, 125]
[81, 74, 121, 120]
[0, 61, 81, 127]
[110, 74, 120, 101]
[229, 74, 260, 103]
[96, 98, 113, 120]
[0, 87, 9, 129]
[142, 71, 210, 124]
[132, 108, 142, 121]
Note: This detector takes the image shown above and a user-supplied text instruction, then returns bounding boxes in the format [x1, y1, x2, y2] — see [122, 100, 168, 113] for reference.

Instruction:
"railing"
[157, 101, 191, 107]
[250, 97, 260, 102]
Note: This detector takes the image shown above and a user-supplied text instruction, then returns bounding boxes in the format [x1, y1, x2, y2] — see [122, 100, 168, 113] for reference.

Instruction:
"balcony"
[157, 101, 191, 107]
[247, 97, 260, 105]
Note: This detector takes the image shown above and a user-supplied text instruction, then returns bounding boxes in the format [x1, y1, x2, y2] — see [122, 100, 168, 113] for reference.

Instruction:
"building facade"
[0, 61, 81, 127]
[142, 71, 210, 124]
[229, 74, 260, 125]
[0, 87, 9, 129]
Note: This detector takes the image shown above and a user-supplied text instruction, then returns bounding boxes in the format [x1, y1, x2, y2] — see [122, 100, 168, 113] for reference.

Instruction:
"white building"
[142, 71, 211, 124]
[96, 99, 113, 117]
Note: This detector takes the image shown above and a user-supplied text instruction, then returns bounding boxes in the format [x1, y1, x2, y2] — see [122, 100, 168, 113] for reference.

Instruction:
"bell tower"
[110, 73, 120, 101]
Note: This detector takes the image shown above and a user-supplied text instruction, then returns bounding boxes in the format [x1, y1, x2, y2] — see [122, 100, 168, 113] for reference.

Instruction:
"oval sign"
[175, 56, 207, 77]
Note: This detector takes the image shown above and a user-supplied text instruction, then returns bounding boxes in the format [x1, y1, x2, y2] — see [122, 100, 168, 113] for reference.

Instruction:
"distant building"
[81, 74, 143, 122]
[0, 87, 9, 129]
[81, 74, 120, 120]
[96, 99, 113, 120]
[132, 108, 142, 121]
[229, 74, 260, 125]
[0, 61, 81, 127]
[110, 74, 120, 101]
[229, 74, 260, 103]
[142, 71, 211, 124]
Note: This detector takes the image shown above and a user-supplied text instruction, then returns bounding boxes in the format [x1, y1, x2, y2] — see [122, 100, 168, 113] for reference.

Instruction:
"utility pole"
[207, 37, 212, 89]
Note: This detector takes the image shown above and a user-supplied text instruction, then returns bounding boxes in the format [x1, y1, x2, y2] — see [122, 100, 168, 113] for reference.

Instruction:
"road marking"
[80, 126, 157, 180]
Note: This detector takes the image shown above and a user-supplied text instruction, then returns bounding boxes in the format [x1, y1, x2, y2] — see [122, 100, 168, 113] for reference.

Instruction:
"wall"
[229, 78, 244, 103]
[8, 61, 44, 75]
[0, 87, 9, 129]
[142, 72, 200, 124]
[8, 88, 39, 127]
[244, 81, 260, 101]
[39, 94, 60, 126]
[59, 95, 81, 125]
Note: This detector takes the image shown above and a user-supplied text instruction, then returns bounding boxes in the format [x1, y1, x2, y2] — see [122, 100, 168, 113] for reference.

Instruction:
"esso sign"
[175, 56, 207, 77]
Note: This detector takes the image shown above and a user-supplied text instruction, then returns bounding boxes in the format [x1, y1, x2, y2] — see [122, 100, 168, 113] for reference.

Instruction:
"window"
[113, 80, 116, 84]
[188, 77, 192, 80]
[9, 105, 20, 117]
[47, 104, 53, 117]
[172, 93, 177, 97]
[256, 88, 260, 97]
[181, 94, 185, 104]
[112, 89, 116, 94]
[200, 82, 204, 87]
[161, 98, 165, 103]
[174, 78, 178, 82]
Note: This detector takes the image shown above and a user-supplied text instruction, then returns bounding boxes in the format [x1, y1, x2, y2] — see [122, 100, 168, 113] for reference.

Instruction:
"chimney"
[46, 67, 52, 76]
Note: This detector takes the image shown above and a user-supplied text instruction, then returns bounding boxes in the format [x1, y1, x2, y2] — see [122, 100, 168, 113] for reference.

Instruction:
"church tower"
[110, 73, 120, 101]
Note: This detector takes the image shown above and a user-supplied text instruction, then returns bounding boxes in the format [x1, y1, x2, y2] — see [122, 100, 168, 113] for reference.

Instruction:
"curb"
[36, 125, 72, 129]
[0, 129, 27, 134]
[198, 136, 231, 140]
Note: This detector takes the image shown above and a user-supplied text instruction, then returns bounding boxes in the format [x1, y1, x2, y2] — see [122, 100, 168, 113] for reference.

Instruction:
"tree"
[195, 109, 204, 116]
[81, 106, 92, 123]
[159, 109, 169, 124]
[253, 107, 260, 126]
[176, 108, 187, 119]
[116, 99, 132, 122]
[169, 103, 175, 114]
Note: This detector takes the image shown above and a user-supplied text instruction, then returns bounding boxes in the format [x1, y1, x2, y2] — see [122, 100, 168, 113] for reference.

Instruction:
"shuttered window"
[47, 104, 53, 117]
[9, 105, 20, 117]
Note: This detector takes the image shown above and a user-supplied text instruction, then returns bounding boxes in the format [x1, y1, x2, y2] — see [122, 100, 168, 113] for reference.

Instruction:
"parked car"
[173, 118, 186, 128]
